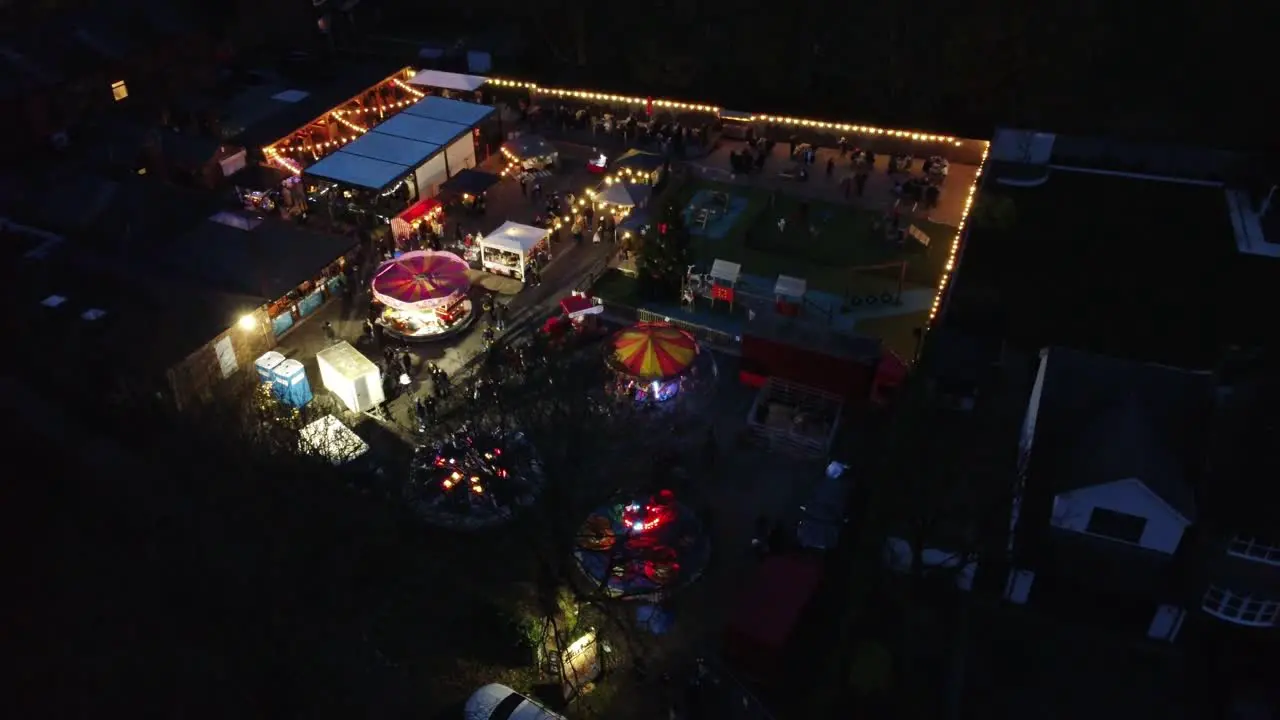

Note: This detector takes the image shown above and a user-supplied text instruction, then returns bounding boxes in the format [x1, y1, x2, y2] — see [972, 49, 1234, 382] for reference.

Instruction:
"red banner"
[711, 285, 735, 302]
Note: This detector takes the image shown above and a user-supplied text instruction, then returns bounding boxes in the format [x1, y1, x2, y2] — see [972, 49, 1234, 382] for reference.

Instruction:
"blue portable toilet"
[273, 359, 313, 408]
[254, 350, 285, 384]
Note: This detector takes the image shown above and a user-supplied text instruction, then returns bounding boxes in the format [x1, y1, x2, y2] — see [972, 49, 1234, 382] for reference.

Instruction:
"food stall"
[316, 341, 385, 413]
[371, 250, 476, 341]
[480, 221, 550, 282]
[605, 322, 699, 403]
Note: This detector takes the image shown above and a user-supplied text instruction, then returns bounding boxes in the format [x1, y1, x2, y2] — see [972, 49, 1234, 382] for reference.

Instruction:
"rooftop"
[2, 237, 261, 382]
[946, 165, 1265, 366]
[162, 214, 357, 301]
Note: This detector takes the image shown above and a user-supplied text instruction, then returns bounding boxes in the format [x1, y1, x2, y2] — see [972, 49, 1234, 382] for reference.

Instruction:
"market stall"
[316, 341, 385, 413]
[439, 168, 501, 211]
[574, 489, 711, 600]
[605, 322, 699, 403]
[501, 134, 558, 170]
[371, 250, 476, 341]
[480, 221, 550, 281]
[595, 180, 649, 210]
[612, 149, 667, 185]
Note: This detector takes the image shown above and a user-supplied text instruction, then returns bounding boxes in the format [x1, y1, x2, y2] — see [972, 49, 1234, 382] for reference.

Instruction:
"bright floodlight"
[238, 314, 256, 330]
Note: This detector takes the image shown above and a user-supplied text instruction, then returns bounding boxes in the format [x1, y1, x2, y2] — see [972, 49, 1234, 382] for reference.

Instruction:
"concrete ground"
[273, 139, 620, 440]
[691, 139, 979, 228]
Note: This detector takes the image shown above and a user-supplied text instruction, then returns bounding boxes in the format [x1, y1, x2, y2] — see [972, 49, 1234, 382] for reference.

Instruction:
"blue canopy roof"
[340, 131, 439, 167]
[304, 152, 408, 191]
[374, 113, 470, 146]
[402, 96, 496, 126]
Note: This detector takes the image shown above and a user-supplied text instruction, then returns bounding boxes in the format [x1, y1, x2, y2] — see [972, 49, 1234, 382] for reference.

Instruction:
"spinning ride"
[574, 490, 710, 600]
[372, 250, 476, 341]
[605, 322, 698, 403]
[406, 428, 544, 529]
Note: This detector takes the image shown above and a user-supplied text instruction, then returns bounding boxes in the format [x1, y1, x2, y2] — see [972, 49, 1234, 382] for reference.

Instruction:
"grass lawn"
[676, 180, 955, 296]
[853, 311, 929, 361]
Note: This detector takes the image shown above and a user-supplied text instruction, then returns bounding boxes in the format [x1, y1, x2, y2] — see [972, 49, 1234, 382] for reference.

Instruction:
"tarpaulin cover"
[608, 322, 697, 380]
[724, 554, 823, 681]
[371, 250, 470, 311]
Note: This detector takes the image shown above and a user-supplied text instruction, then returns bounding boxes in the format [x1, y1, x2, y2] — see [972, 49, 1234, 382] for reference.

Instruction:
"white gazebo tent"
[299, 415, 370, 465]
[708, 258, 741, 309]
[480, 221, 551, 281]
[774, 274, 807, 299]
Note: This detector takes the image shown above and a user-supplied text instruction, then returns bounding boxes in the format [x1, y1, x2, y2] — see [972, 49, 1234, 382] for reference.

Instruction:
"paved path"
[274, 140, 621, 436]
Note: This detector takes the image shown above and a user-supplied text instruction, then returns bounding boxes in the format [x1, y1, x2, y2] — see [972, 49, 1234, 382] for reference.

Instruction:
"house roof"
[161, 215, 357, 301]
[1028, 347, 1211, 523]
[1204, 363, 1280, 535]
[4, 242, 262, 382]
[231, 62, 406, 149]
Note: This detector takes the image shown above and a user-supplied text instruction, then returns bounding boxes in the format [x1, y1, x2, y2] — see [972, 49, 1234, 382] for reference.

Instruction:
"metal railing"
[636, 308, 741, 354]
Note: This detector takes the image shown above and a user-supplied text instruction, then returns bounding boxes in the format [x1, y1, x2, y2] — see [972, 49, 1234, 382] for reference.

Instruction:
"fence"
[635, 308, 741, 355]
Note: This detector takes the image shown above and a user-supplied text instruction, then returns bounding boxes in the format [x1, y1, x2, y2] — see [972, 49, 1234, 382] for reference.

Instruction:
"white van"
[465, 684, 567, 720]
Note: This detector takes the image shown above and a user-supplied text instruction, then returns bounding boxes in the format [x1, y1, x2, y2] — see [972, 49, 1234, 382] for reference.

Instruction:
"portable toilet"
[254, 350, 286, 383]
[273, 359, 313, 408]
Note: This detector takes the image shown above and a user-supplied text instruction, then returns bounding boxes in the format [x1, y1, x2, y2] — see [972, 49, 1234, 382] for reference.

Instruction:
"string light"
[486, 77, 961, 145]
[264, 147, 303, 176]
[331, 110, 369, 135]
[928, 142, 990, 323]
[394, 78, 426, 98]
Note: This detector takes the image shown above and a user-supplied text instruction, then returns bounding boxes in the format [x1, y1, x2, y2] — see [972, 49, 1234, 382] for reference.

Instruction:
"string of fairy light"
[263, 69, 984, 287]
[927, 142, 989, 324]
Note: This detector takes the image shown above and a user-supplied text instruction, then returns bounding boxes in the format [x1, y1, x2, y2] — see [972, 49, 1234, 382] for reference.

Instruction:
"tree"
[636, 202, 691, 302]
[859, 345, 1028, 719]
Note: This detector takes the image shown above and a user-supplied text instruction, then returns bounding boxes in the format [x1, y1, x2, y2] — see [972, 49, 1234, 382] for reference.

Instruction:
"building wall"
[167, 307, 275, 409]
[1051, 478, 1187, 555]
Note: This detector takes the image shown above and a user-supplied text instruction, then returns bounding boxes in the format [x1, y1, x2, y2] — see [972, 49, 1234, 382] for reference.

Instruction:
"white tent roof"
[484, 221, 549, 253]
[340, 131, 439, 167]
[298, 415, 369, 466]
[407, 69, 489, 92]
[403, 95, 497, 126]
[709, 259, 741, 284]
[774, 274, 807, 298]
[305, 152, 407, 190]
[374, 113, 470, 146]
[598, 182, 648, 207]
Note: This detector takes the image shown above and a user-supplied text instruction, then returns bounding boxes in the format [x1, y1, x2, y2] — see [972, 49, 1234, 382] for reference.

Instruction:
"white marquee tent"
[480, 222, 550, 281]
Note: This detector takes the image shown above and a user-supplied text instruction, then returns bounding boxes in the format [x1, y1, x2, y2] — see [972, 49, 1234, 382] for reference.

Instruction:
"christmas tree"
[637, 202, 691, 301]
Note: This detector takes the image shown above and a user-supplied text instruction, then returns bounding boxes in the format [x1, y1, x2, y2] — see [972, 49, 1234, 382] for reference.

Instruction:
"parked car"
[465, 684, 566, 720]
[796, 462, 852, 551]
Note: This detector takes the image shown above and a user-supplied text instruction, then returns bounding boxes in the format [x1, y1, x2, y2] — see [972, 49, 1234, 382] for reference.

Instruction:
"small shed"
[774, 275, 807, 299]
[709, 259, 742, 286]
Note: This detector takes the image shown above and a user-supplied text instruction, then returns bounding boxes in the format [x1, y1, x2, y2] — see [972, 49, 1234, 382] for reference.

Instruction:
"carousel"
[405, 427, 545, 529]
[372, 250, 477, 342]
[605, 322, 701, 403]
[574, 489, 711, 601]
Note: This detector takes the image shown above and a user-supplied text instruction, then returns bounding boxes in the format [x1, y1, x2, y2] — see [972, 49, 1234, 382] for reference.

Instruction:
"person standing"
[323, 320, 337, 344]
[519, 175, 528, 197]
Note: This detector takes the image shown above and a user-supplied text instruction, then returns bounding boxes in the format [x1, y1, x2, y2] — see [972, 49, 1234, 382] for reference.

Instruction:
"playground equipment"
[680, 258, 908, 324]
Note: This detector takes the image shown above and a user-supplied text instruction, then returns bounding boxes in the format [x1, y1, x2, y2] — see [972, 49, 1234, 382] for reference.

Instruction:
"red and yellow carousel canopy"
[371, 250, 470, 311]
[608, 322, 697, 379]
